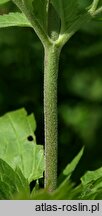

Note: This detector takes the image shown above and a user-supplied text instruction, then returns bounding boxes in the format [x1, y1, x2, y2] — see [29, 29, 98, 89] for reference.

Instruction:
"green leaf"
[0, 108, 44, 183]
[81, 167, 102, 185]
[58, 147, 84, 184]
[80, 167, 102, 199]
[12, 0, 48, 33]
[51, 0, 91, 35]
[32, 0, 48, 33]
[11, 0, 92, 45]
[52, 179, 81, 200]
[0, 159, 29, 199]
[0, 0, 10, 4]
[30, 179, 82, 200]
[12, 0, 61, 40]
[0, 12, 32, 28]
[63, 147, 84, 176]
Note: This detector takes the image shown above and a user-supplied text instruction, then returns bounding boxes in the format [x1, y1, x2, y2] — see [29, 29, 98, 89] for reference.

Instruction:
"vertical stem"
[44, 44, 61, 191]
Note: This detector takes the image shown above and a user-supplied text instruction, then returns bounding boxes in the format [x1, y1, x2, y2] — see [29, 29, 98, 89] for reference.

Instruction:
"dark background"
[0, 1, 102, 184]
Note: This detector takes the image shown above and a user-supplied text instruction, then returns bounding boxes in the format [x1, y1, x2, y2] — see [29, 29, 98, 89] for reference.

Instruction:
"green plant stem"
[90, 0, 100, 13]
[92, 0, 100, 10]
[44, 44, 61, 192]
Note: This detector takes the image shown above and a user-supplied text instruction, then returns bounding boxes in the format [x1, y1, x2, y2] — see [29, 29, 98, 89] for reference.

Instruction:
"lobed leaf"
[0, 108, 44, 183]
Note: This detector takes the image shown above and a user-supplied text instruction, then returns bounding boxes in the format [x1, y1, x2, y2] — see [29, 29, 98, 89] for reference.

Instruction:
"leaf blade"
[0, 12, 32, 28]
[51, 0, 92, 45]
[0, 159, 29, 199]
[58, 147, 84, 184]
[12, 0, 48, 33]
[0, 108, 44, 183]
[0, 0, 10, 4]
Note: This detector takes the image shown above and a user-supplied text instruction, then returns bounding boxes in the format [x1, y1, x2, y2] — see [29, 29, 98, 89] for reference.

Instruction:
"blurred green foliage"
[0, 1, 102, 186]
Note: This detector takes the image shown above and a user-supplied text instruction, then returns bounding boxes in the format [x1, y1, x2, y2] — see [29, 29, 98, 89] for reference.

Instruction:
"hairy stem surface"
[44, 44, 61, 191]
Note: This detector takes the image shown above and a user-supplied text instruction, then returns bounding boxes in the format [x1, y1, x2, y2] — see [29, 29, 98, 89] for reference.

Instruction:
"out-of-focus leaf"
[53, 179, 81, 200]
[30, 178, 82, 200]
[0, 159, 29, 199]
[0, 108, 44, 183]
[94, 17, 102, 21]
[69, 71, 102, 101]
[14, 175, 102, 200]
[60, 105, 101, 142]
[0, 0, 10, 4]
[0, 12, 32, 28]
